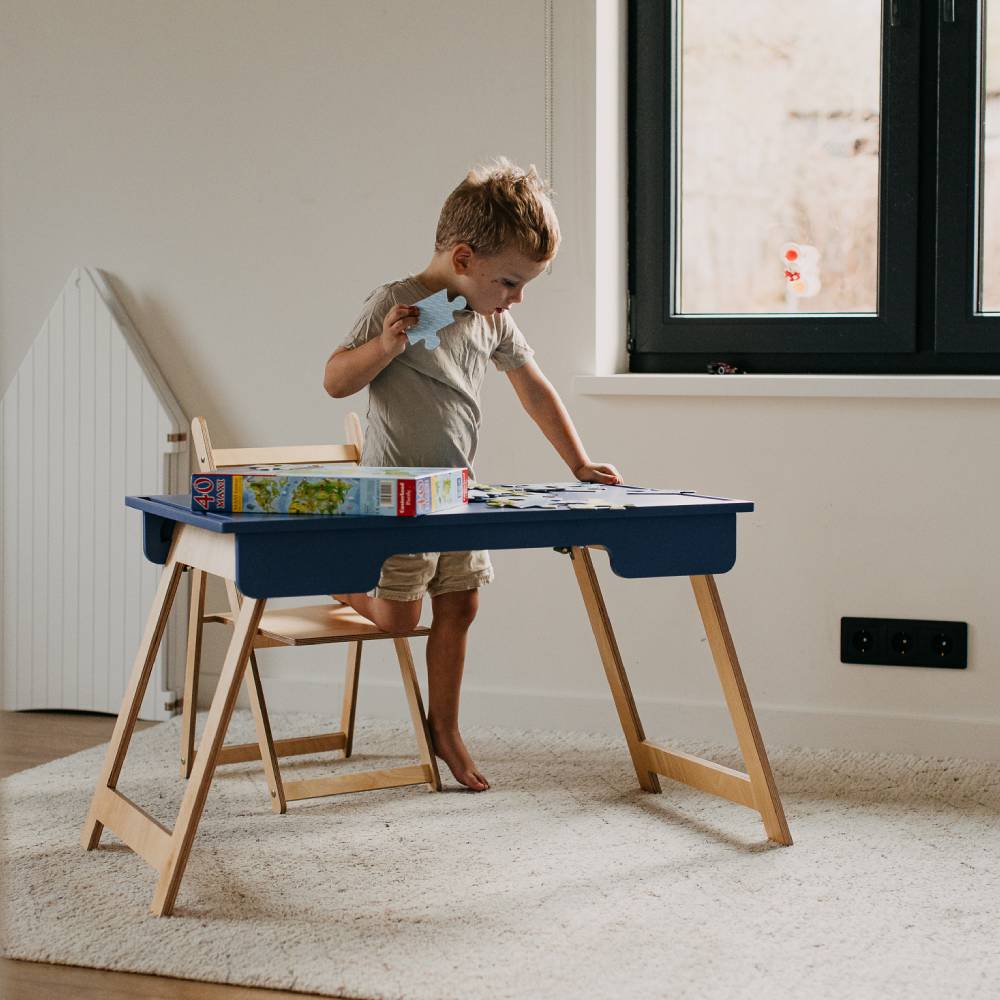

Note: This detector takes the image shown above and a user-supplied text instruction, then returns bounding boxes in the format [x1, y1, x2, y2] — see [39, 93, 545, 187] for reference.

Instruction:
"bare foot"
[428, 719, 490, 791]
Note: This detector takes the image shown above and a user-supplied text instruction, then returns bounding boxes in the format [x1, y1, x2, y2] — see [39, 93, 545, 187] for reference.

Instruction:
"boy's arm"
[505, 360, 621, 484]
[323, 339, 395, 398]
[323, 303, 418, 398]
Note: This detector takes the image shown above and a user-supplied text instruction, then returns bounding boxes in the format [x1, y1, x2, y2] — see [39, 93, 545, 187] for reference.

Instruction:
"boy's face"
[450, 245, 548, 318]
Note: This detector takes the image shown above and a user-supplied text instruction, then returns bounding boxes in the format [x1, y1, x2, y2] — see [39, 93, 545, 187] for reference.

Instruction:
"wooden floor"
[0, 710, 331, 1000]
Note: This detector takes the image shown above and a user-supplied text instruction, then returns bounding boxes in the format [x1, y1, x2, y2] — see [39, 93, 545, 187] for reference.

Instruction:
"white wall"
[3, 0, 998, 761]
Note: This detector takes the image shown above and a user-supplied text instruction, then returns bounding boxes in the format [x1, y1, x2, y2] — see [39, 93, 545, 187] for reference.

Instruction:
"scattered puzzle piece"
[406, 289, 469, 350]
[468, 483, 533, 502]
[496, 482, 599, 493]
[469, 482, 602, 500]
[469, 482, 662, 511]
[566, 500, 636, 511]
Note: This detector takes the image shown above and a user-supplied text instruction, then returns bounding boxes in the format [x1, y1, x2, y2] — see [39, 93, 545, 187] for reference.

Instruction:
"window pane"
[678, 2, 882, 315]
[981, 0, 1000, 313]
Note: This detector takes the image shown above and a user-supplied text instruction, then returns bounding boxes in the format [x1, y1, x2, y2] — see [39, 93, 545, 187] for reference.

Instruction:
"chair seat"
[205, 602, 430, 645]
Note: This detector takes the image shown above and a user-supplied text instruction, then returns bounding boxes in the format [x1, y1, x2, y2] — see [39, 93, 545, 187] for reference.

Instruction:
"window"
[629, 0, 1000, 374]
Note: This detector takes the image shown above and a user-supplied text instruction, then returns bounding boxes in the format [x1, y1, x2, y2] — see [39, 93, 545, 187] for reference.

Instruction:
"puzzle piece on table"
[616, 484, 693, 494]
[485, 496, 567, 510]
[470, 482, 620, 505]
[468, 483, 532, 502]
[565, 499, 637, 511]
[478, 487, 641, 511]
[469, 483, 524, 493]
[512, 496, 570, 508]
[490, 482, 603, 495]
[517, 484, 585, 494]
[406, 289, 469, 350]
[493, 483, 564, 493]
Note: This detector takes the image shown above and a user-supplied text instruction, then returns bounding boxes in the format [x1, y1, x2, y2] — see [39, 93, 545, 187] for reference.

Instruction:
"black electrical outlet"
[840, 617, 967, 669]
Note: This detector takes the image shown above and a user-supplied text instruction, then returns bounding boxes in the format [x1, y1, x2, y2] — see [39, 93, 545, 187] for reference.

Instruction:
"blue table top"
[127, 487, 754, 596]
[126, 486, 752, 533]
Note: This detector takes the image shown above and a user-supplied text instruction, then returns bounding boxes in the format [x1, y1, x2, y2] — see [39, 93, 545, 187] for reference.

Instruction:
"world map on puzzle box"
[191, 465, 468, 517]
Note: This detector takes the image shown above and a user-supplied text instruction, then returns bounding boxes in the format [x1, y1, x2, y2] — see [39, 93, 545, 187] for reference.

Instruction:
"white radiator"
[1, 268, 189, 720]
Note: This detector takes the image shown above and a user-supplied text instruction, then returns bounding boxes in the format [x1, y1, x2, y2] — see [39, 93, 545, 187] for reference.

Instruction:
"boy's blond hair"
[435, 157, 560, 263]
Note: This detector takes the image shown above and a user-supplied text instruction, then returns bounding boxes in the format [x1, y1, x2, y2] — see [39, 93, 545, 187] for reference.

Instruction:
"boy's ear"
[450, 243, 474, 273]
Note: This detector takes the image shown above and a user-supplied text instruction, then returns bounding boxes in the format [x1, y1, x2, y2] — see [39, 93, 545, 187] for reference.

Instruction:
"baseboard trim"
[194, 671, 1000, 763]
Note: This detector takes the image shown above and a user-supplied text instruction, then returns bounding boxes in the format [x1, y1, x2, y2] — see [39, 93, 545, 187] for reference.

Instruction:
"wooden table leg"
[690, 574, 792, 845]
[82, 556, 185, 851]
[570, 546, 661, 793]
[179, 568, 206, 778]
[151, 595, 266, 916]
[82, 524, 276, 915]
[569, 547, 792, 846]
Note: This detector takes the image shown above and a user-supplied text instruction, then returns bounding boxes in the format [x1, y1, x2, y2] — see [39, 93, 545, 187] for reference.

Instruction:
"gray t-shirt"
[337, 276, 534, 476]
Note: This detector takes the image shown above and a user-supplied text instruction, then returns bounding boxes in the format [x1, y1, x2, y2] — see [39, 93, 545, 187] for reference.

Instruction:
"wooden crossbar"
[95, 788, 172, 873]
[212, 444, 358, 467]
[641, 741, 756, 809]
[216, 731, 347, 766]
[283, 764, 433, 802]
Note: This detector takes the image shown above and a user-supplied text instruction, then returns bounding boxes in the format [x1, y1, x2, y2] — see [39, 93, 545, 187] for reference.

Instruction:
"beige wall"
[3, 0, 998, 760]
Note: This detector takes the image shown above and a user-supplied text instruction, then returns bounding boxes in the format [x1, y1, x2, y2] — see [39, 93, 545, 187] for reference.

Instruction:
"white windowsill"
[575, 374, 1000, 399]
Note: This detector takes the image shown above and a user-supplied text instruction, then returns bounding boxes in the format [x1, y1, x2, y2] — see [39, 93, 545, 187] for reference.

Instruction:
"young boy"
[323, 158, 621, 792]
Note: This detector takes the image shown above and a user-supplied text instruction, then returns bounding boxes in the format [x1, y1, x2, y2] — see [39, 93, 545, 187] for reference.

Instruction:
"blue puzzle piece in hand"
[406, 289, 469, 350]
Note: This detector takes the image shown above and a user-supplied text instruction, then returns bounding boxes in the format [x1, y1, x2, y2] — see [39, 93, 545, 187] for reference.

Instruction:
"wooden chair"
[179, 414, 441, 811]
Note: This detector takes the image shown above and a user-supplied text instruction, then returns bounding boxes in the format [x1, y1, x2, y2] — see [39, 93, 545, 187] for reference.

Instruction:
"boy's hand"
[574, 461, 622, 485]
[381, 304, 420, 357]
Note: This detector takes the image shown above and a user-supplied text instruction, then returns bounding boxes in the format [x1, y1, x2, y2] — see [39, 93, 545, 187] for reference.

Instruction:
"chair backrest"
[191, 414, 365, 473]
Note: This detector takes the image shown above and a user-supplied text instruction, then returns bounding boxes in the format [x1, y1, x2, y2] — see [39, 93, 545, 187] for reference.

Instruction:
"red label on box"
[397, 479, 415, 516]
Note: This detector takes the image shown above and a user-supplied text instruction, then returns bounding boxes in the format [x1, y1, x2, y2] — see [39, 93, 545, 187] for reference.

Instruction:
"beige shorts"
[373, 550, 494, 601]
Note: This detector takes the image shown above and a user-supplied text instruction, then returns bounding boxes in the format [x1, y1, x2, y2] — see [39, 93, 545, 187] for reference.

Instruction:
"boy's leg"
[334, 586, 487, 790]
[333, 591, 423, 633]
[426, 588, 489, 792]
[338, 551, 490, 791]
[333, 552, 433, 633]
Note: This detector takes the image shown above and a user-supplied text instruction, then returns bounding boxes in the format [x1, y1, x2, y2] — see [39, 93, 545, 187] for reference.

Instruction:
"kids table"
[81, 486, 792, 916]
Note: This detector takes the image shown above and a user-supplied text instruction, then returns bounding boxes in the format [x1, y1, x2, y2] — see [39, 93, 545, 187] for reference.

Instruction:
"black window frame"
[628, 0, 1000, 375]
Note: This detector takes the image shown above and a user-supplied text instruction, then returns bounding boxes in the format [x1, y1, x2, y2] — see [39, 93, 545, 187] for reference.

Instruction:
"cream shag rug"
[2, 712, 999, 1000]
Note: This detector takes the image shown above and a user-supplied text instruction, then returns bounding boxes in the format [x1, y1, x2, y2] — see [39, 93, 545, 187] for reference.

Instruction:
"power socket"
[840, 617, 967, 669]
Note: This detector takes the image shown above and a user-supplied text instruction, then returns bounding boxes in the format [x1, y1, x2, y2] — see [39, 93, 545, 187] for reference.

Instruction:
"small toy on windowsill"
[405, 288, 470, 350]
[706, 361, 745, 374]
